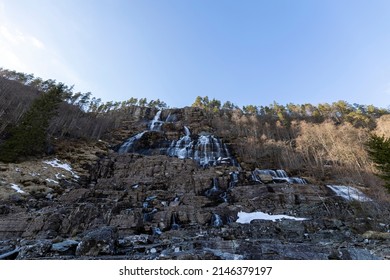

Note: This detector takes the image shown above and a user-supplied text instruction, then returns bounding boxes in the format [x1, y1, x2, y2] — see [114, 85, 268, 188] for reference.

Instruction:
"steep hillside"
[0, 74, 389, 260]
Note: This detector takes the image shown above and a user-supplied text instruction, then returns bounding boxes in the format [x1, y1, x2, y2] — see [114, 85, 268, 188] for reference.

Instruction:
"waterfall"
[150, 110, 163, 131]
[211, 177, 219, 191]
[167, 126, 194, 159]
[170, 213, 180, 230]
[276, 169, 288, 178]
[223, 143, 231, 158]
[251, 171, 263, 183]
[326, 185, 372, 202]
[165, 112, 173, 122]
[118, 110, 165, 154]
[205, 178, 220, 197]
[118, 131, 146, 154]
[252, 169, 307, 184]
[168, 132, 233, 167]
[261, 169, 278, 177]
[184, 126, 191, 136]
[219, 192, 228, 203]
[229, 171, 239, 188]
[211, 213, 223, 227]
[204, 178, 231, 203]
[290, 177, 307, 184]
[193, 135, 228, 167]
[118, 110, 238, 168]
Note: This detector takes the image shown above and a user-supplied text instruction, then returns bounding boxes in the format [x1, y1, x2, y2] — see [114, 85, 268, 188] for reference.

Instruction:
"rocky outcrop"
[0, 108, 389, 260]
[1, 147, 389, 259]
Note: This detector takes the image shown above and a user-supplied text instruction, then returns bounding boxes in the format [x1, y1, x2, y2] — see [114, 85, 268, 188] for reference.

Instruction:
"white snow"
[326, 185, 372, 202]
[236, 211, 308, 224]
[43, 158, 79, 179]
[10, 183, 25, 194]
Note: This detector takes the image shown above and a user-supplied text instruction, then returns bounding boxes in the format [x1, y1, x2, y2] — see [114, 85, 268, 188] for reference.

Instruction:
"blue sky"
[1, 0, 390, 109]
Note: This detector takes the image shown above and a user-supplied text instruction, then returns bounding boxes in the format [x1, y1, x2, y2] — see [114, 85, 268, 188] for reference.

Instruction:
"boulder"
[76, 227, 117, 256]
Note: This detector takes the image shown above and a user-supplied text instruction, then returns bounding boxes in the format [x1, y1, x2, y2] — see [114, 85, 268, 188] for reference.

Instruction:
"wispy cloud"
[0, 23, 47, 74]
[0, 21, 86, 92]
[0, 25, 45, 50]
[30, 36, 45, 50]
[0, 0, 88, 90]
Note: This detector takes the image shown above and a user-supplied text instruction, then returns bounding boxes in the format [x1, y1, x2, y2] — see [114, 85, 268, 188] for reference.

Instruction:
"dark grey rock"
[76, 227, 117, 256]
[16, 240, 52, 259]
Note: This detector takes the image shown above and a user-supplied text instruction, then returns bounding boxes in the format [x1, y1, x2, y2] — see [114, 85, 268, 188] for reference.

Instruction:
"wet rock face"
[1, 150, 388, 260]
[1, 146, 390, 260]
[0, 108, 390, 260]
[117, 110, 238, 168]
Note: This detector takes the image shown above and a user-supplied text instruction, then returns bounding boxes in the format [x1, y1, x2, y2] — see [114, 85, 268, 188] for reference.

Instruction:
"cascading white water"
[118, 111, 237, 167]
[167, 127, 194, 159]
[256, 169, 279, 178]
[276, 169, 288, 178]
[205, 178, 221, 197]
[252, 169, 307, 184]
[326, 185, 372, 202]
[211, 178, 219, 191]
[118, 131, 146, 154]
[219, 192, 228, 203]
[211, 213, 223, 227]
[165, 112, 173, 122]
[229, 171, 239, 188]
[290, 177, 307, 184]
[184, 126, 191, 136]
[150, 110, 163, 131]
[193, 135, 226, 167]
[168, 127, 232, 167]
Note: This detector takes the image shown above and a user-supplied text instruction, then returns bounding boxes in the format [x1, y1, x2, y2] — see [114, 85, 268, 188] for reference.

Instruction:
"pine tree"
[366, 134, 390, 192]
[0, 84, 64, 162]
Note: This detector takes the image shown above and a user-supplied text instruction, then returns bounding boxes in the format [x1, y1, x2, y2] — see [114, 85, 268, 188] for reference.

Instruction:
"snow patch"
[236, 211, 308, 224]
[326, 185, 372, 202]
[10, 183, 25, 194]
[43, 158, 79, 179]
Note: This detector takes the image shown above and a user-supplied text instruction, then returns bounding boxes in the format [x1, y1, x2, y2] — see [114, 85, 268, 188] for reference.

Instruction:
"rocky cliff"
[0, 107, 389, 260]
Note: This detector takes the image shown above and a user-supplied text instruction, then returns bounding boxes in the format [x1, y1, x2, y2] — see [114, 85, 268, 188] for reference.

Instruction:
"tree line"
[2, 68, 387, 123]
[192, 95, 389, 129]
[0, 68, 168, 112]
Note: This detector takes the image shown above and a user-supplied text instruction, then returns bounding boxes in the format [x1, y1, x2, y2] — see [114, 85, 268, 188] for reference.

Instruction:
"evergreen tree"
[366, 134, 390, 191]
[192, 96, 204, 108]
[0, 84, 64, 162]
